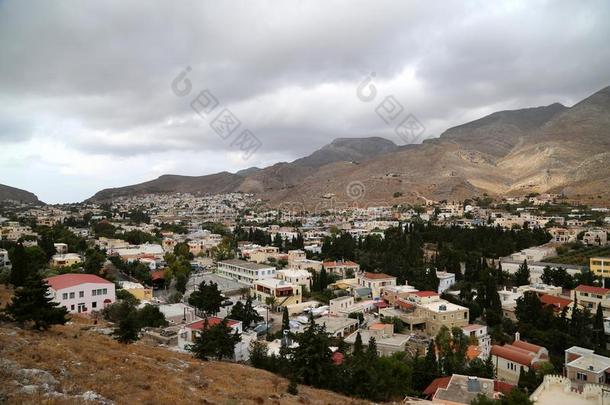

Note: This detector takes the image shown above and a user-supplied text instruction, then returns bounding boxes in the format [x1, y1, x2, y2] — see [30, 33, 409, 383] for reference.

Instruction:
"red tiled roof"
[512, 340, 545, 354]
[575, 284, 610, 295]
[540, 294, 572, 311]
[374, 301, 388, 309]
[362, 272, 395, 280]
[396, 299, 415, 310]
[494, 380, 515, 395]
[331, 351, 345, 365]
[151, 271, 166, 281]
[45, 274, 112, 291]
[413, 290, 439, 297]
[423, 376, 451, 397]
[491, 344, 537, 366]
[187, 317, 240, 330]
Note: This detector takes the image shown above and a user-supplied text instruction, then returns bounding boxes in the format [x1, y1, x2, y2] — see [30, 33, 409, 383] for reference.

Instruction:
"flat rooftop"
[218, 259, 276, 271]
[420, 300, 467, 313]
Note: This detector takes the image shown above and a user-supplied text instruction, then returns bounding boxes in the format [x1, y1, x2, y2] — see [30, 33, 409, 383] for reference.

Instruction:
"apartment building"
[571, 284, 610, 317]
[251, 278, 302, 308]
[216, 259, 276, 286]
[45, 274, 116, 314]
[420, 300, 470, 336]
[590, 257, 610, 279]
[356, 272, 397, 300]
[565, 346, 610, 385]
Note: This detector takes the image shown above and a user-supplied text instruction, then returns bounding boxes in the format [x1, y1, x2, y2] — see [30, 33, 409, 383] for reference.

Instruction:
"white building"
[45, 274, 116, 314]
[436, 270, 456, 294]
[276, 269, 312, 287]
[216, 259, 276, 286]
[0, 248, 11, 270]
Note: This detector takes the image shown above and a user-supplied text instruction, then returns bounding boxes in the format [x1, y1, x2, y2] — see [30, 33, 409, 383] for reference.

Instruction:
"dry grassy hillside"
[0, 286, 367, 405]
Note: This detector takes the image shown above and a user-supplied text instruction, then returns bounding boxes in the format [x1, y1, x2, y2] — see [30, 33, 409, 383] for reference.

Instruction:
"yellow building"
[590, 257, 610, 278]
[120, 281, 153, 301]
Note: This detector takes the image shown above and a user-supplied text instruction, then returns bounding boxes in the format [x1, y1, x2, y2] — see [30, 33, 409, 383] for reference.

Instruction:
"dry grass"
[0, 284, 12, 307]
[0, 317, 369, 405]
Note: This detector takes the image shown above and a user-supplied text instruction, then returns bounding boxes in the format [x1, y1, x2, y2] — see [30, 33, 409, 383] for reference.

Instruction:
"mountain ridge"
[87, 85, 610, 205]
[0, 183, 43, 205]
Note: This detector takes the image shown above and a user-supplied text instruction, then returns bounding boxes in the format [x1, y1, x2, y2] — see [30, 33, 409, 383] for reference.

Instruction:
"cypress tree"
[5, 274, 69, 330]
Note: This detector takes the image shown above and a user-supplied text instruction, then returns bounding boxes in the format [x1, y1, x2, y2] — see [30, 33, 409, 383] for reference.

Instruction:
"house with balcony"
[571, 284, 610, 317]
[356, 271, 397, 300]
[322, 260, 360, 277]
[251, 278, 301, 308]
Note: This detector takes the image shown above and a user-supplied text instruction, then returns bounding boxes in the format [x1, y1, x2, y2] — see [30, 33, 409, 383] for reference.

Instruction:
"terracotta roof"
[413, 290, 439, 298]
[467, 345, 481, 360]
[187, 317, 240, 330]
[494, 380, 515, 395]
[540, 294, 572, 311]
[423, 376, 451, 397]
[491, 344, 537, 366]
[151, 271, 166, 281]
[369, 323, 386, 330]
[45, 274, 112, 291]
[362, 272, 395, 280]
[512, 340, 545, 354]
[575, 284, 610, 295]
[331, 351, 345, 365]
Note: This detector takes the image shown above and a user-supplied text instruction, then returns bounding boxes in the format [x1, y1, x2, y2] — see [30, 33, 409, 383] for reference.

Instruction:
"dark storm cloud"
[0, 0, 609, 202]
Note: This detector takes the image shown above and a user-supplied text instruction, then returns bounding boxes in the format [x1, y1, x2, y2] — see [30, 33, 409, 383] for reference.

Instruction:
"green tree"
[4, 274, 69, 330]
[9, 242, 31, 287]
[291, 316, 333, 387]
[282, 306, 290, 331]
[138, 304, 168, 328]
[111, 301, 140, 343]
[353, 331, 364, 355]
[594, 303, 606, 350]
[83, 248, 106, 275]
[188, 281, 223, 317]
[514, 260, 530, 286]
[189, 318, 241, 361]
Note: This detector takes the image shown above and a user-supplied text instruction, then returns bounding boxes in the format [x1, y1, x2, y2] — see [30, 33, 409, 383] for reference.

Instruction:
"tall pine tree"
[5, 274, 69, 330]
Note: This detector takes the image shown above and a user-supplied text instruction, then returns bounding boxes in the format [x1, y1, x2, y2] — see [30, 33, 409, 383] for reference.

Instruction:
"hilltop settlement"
[2, 192, 610, 404]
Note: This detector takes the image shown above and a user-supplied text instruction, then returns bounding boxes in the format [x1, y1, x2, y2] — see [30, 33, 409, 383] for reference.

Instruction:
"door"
[77, 303, 86, 313]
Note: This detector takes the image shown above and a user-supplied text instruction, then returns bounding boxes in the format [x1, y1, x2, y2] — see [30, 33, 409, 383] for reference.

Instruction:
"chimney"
[515, 331, 520, 341]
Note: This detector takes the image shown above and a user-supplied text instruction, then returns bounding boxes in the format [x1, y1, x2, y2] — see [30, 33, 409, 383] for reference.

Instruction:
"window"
[92, 290, 97, 296]
[79, 291, 84, 298]
[102, 288, 107, 295]
[92, 302, 97, 309]
[70, 304, 75, 310]
[577, 372, 588, 381]
[69, 292, 75, 299]
[62, 293, 68, 300]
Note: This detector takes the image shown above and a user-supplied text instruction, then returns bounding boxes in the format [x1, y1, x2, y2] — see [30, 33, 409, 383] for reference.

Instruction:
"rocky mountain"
[0, 183, 43, 205]
[88, 86, 610, 206]
[292, 137, 397, 167]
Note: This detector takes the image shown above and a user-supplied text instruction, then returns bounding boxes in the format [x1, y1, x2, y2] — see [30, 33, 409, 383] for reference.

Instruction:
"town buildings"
[251, 278, 302, 308]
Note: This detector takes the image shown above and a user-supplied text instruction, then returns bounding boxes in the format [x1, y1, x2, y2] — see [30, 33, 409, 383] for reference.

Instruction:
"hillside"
[88, 86, 610, 206]
[0, 323, 366, 404]
[0, 183, 43, 205]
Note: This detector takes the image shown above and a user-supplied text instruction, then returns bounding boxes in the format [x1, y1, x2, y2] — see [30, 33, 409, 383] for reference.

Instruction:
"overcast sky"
[1, 0, 609, 203]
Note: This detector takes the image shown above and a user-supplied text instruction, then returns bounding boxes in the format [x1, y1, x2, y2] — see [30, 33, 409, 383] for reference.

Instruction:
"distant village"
[2, 191, 610, 404]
